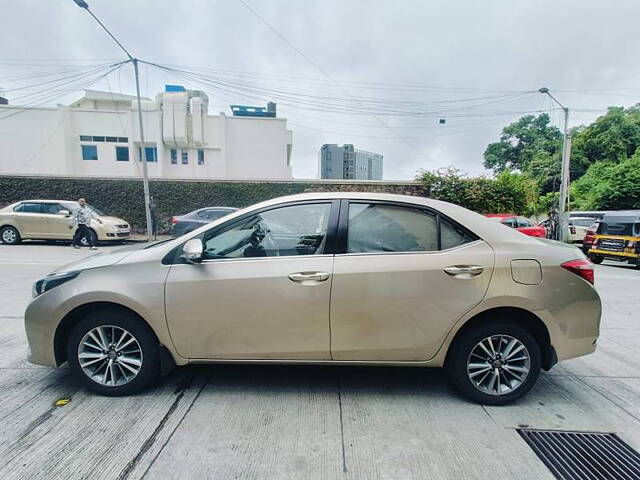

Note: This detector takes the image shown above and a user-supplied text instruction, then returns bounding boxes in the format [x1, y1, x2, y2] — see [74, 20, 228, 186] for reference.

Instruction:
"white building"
[0, 87, 293, 179]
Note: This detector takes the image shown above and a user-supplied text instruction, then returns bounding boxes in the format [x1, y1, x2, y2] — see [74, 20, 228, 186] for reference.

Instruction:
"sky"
[2, 0, 640, 180]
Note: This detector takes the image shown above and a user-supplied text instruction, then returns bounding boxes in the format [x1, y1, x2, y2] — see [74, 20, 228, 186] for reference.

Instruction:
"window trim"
[163, 199, 341, 265]
[81, 144, 98, 161]
[115, 146, 129, 162]
[335, 199, 480, 256]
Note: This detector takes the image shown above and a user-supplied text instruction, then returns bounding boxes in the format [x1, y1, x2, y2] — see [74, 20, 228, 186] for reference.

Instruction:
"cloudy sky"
[3, 0, 640, 179]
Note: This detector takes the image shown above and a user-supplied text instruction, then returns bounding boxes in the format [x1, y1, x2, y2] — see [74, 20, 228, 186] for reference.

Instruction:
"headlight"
[32, 271, 81, 298]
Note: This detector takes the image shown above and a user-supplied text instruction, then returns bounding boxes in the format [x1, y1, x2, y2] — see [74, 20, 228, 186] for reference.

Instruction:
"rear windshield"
[598, 222, 640, 236]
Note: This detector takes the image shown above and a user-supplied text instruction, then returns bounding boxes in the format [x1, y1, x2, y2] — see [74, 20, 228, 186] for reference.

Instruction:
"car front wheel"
[1, 226, 21, 245]
[446, 322, 541, 405]
[67, 309, 160, 395]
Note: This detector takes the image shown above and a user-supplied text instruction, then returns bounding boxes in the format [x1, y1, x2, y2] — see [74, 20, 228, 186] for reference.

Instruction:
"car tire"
[79, 229, 98, 247]
[67, 309, 160, 396]
[0, 226, 21, 245]
[446, 322, 541, 405]
[588, 254, 603, 264]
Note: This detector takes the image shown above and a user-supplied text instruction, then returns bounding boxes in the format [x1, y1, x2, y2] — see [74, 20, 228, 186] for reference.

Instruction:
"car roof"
[17, 199, 77, 204]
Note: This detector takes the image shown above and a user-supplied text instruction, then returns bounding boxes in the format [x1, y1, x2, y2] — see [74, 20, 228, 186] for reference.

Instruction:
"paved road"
[1, 242, 639, 479]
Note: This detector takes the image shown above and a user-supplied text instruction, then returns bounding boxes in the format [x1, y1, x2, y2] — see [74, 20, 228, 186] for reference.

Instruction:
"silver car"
[24, 193, 601, 404]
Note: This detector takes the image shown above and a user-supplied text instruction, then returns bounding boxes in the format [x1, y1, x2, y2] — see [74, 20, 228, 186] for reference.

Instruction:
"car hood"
[98, 216, 128, 227]
[51, 242, 150, 274]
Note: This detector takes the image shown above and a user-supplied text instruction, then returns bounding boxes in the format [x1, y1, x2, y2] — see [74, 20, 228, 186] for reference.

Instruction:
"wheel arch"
[54, 301, 162, 367]
[444, 306, 556, 370]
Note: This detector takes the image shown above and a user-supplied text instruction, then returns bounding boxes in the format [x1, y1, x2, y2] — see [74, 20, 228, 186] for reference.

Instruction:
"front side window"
[138, 147, 158, 162]
[81, 145, 98, 160]
[202, 203, 331, 259]
[347, 203, 438, 253]
[14, 202, 41, 213]
[41, 203, 63, 215]
[516, 217, 532, 228]
[115, 146, 129, 161]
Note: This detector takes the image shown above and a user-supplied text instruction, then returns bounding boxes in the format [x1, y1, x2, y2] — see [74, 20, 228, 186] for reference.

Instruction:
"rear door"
[13, 202, 43, 238]
[329, 200, 494, 361]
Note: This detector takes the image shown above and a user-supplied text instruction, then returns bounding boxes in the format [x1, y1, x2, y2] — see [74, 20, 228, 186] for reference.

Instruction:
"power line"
[235, 0, 429, 161]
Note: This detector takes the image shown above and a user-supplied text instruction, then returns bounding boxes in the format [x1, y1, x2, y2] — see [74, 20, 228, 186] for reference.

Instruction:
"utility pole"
[539, 87, 571, 242]
[72, 0, 153, 241]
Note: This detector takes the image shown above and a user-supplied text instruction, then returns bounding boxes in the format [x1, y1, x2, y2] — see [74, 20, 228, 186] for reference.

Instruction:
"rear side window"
[441, 217, 476, 250]
[501, 217, 516, 228]
[14, 202, 41, 213]
[346, 203, 477, 253]
[198, 209, 227, 220]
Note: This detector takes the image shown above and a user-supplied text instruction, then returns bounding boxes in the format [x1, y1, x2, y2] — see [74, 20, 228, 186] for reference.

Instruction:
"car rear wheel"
[1, 226, 21, 245]
[446, 322, 541, 405]
[67, 309, 160, 396]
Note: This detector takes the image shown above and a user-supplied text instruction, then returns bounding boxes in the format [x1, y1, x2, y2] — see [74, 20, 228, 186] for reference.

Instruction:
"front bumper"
[24, 287, 67, 367]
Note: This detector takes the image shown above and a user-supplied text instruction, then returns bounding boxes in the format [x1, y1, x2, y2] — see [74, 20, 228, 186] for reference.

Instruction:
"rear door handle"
[444, 265, 484, 277]
[288, 271, 330, 283]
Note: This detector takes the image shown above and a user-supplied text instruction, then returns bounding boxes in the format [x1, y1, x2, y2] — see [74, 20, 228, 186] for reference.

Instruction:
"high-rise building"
[319, 144, 383, 180]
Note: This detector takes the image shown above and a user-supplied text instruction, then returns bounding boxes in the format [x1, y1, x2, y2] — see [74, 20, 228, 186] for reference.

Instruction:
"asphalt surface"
[1, 242, 639, 479]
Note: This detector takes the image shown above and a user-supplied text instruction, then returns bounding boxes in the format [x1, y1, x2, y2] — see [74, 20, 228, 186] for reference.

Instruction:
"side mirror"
[181, 238, 204, 264]
[59, 209, 71, 217]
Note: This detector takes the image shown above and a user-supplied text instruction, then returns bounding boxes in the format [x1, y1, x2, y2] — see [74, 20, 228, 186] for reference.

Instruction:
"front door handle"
[288, 271, 330, 283]
[444, 265, 484, 277]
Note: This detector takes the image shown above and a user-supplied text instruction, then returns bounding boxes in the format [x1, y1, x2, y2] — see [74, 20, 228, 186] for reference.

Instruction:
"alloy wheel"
[466, 334, 531, 396]
[2, 229, 17, 243]
[78, 325, 143, 386]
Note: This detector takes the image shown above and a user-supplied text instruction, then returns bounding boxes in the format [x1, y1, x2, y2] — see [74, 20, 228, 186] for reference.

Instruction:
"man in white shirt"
[71, 197, 101, 250]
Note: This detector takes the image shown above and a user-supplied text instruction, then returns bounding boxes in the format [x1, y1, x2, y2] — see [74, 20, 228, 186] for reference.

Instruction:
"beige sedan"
[24, 193, 600, 404]
[0, 200, 131, 245]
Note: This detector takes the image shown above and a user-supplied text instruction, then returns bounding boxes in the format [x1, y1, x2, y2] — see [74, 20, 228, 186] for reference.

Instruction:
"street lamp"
[539, 87, 571, 242]
[72, 0, 154, 241]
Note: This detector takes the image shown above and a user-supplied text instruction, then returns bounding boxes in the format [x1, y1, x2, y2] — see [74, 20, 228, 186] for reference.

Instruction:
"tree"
[571, 106, 640, 168]
[571, 153, 640, 210]
[483, 114, 562, 173]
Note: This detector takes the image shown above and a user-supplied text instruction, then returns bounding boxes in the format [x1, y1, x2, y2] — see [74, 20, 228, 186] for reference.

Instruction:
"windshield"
[598, 221, 640, 236]
[570, 218, 595, 227]
[65, 202, 104, 216]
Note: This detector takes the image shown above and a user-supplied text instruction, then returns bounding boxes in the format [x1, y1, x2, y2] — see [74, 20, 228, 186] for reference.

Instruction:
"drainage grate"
[518, 429, 640, 480]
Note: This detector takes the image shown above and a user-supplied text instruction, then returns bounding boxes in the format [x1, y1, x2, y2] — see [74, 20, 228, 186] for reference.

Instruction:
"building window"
[81, 145, 98, 160]
[197, 149, 205, 165]
[115, 146, 129, 162]
[181, 150, 188, 164]
[170, 149, 178, 165]
[138, 146, 158, 162]
[79, 135, 128, 143]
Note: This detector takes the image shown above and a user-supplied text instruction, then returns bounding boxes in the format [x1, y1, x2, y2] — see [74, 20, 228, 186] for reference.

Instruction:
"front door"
[330, 201, 494, 361]
[40, 203, 73, 239]
[165, 201, 338, 359]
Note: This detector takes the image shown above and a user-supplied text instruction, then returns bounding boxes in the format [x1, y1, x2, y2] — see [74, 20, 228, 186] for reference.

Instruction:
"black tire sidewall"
[67, 309, 160, 396]
[588, 254, 603, 264]
[1, 226, 21, 245]
[447, 322, 541, 406]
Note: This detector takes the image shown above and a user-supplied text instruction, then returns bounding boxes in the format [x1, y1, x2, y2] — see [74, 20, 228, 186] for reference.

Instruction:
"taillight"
[561, 259, 595, 285]
[592, 238, 599, 247]
[171, 217, 178, 225]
